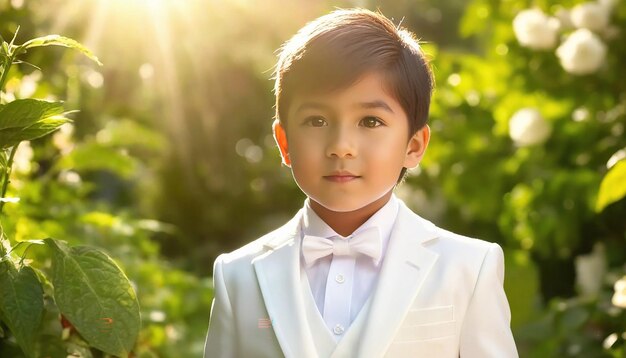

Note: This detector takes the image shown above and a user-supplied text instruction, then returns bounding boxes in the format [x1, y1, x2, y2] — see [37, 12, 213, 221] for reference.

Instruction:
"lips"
[323, 171, 360, 183]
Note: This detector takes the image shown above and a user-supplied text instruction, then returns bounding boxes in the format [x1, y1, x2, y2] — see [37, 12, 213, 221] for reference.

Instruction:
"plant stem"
[0, 146, 17, 215]
[0, 34, 18, 256]
[0, 40, 16, 216]
[0, 53, 14, 97]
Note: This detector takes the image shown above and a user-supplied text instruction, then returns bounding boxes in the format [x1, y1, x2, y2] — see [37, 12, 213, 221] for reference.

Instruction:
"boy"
[204, 8, 517, 358]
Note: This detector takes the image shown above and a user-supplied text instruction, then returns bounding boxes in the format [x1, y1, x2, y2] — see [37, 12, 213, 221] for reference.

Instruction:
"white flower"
[508, 108, 552, 146]
[13, 141, 34, 174]
[556, 28, 607, 75]
[52, 123, 75, 154]
[513, 9, 560, 50]
[18, 72, 41, 98]
[85, 70, 104, 89]
[571, 2, 610, 32]
[58, 170, 82, 187]
[575, 243, 606, 296]
[612, 276, 626, 308]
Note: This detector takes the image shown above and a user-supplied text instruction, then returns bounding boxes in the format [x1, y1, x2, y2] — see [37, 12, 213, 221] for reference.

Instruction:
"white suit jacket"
[204, 200, 518, 357]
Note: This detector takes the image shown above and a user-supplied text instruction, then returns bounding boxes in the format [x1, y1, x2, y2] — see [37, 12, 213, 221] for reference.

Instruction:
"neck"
[309, 191, 393, 237]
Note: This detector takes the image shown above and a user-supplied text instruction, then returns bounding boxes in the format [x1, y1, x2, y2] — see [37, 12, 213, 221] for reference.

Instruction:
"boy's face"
[273, 71, 429, 213]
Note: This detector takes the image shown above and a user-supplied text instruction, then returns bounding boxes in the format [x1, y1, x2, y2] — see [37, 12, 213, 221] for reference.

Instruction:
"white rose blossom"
[612, 276, 626, 308]
[556, 28, 607, 75]
[508, 108, 552, 146]
[571, 2, 610, 32]
[513, 9, 561, 50]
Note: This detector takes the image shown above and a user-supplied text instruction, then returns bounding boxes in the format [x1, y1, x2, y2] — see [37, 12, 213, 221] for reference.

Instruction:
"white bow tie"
[301, 226, 382, 268]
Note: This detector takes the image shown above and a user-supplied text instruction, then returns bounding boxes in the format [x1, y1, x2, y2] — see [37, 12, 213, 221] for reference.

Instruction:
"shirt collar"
[301, 194, 399, 245]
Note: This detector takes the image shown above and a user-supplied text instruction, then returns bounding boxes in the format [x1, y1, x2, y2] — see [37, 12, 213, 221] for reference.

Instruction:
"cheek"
[362, 135, 408, 162]
[288, 138, 317, 163]
[287, 137, 319, 179]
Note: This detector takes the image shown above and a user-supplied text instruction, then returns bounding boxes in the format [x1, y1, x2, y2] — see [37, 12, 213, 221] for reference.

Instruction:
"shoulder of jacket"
[216, 209, 303, 265]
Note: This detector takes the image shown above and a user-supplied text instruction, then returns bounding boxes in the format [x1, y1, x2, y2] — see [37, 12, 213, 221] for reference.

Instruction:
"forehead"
[288, 71, 404, 115]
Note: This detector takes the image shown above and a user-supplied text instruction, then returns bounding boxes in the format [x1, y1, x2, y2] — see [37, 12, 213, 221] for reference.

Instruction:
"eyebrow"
[294, 100, 395, 115]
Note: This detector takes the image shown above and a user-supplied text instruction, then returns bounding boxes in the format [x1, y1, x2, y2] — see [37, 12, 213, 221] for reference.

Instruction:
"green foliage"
[503, 250, 540, 328]
[45, 239, 140, 357]
[57, 142, 138, 179]
[518, 289, 626, 357]
[0, 262, 43, 358]
[0, 28, 142, 357]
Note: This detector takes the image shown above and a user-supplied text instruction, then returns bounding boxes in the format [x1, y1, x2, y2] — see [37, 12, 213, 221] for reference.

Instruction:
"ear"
[272, 119, 291, 167]
[403, 124, 430, 169]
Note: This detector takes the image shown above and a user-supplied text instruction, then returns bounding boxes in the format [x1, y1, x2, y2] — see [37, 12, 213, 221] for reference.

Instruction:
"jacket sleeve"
[459, 243, 518, 357]
[204, 254, 236, 358]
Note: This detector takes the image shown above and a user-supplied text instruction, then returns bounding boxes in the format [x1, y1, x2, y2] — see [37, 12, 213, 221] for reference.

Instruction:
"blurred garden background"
[1, 0, 625, 356]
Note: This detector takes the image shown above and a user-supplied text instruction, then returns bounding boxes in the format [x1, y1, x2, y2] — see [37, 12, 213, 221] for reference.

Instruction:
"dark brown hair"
[272, 8, 434, 179]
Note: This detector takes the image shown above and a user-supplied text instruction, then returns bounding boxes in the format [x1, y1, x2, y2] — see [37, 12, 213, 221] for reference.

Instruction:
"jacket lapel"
[252, 210, 319, 358]
[336, 201, 441, 357]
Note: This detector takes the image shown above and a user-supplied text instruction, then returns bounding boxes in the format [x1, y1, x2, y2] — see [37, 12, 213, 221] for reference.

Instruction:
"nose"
[325, 126, 356, 158]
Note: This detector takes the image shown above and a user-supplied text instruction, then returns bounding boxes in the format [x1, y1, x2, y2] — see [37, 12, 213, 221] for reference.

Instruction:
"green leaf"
[0, 99, 64, 130]
[20, 35, 102, 66]
[596, 159, 626, 212]
[0, 117, 70, 149]
[0, 261, 44, 358]
[45, 239, 140, 357]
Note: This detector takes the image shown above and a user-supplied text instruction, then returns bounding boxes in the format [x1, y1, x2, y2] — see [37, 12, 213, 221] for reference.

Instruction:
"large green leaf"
[19, 35, 102, 66]
[0, 99, 64, 130]
[0, 117, 70, 149]
[45, 239, 140, 357]
[596, 159, 626, 212]
[0, 261, 44, 358]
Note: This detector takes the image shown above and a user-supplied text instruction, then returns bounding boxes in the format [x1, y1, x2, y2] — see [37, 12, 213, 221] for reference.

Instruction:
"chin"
[309, 196, 372, 213]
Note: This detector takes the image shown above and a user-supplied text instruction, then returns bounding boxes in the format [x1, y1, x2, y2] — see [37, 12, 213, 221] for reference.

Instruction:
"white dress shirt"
[299, 194, 399, 341]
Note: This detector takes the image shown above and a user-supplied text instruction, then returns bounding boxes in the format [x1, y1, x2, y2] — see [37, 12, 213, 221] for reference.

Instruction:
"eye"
[360, 116, 384, 128]
[304, 116, 328, 127]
